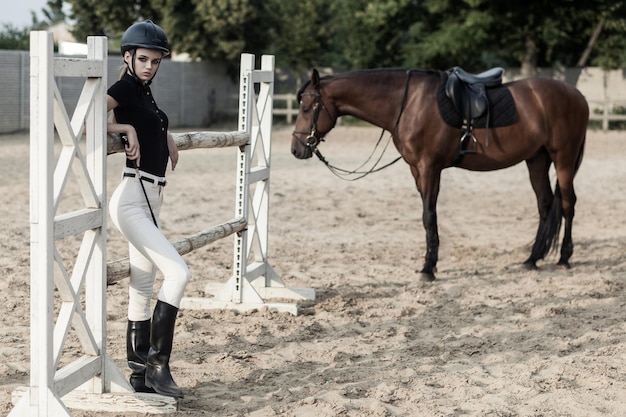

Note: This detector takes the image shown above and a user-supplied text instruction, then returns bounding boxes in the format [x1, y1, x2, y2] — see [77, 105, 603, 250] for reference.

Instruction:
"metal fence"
[3, 48, 626, 133]
[0, 49, 239, 134]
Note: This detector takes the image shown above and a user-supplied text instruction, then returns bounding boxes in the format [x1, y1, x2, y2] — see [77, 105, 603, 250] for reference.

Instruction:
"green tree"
[401, 0, 626, 74]
[37, 0, 67, 27]
[118, 0, 274, 76]
[193, 0, 269, 64]
[151, 0, 203, 58]
[65, 0, 161, 47]
[0, 24, 30, 50]
[60, 0, 626, 73]
[400, 0, 494, 71]
[331, 0, 418, 70]
[156, 0, 267, 62]
[68, 0, 280, 61]
[0, 1, 66, 50]
[264, 0, 335, 71]
[581, 1, 626, 70]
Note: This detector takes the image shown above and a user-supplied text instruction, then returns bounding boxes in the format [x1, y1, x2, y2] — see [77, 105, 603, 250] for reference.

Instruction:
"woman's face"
[125, 48, 163, 82]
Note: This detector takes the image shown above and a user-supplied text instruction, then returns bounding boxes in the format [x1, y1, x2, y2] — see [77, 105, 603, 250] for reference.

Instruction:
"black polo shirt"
[108, 73, 170, 177]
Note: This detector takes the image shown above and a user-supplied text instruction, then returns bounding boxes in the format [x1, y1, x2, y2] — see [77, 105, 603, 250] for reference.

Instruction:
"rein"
[310, 70, 413, 181]
[313, 131, 401, 181]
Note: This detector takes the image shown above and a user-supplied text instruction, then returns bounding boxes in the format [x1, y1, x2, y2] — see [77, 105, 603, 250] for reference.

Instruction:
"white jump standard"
[9, 32, 313, 417]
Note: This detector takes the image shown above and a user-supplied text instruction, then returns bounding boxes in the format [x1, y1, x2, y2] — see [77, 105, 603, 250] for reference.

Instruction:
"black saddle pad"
[437, 72, 517, 129]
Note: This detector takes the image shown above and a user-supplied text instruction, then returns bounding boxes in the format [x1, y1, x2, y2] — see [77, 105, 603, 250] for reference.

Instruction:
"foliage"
[0, 24, 30, 50]
[1, 0, 625, 75]
[264, 0, 336, 71]
[0, 1, 66, 50]
[39, 0, 67, 27]
[65, 0, 161, 47]
[193, 0, 268, 64]
[589, 2, 626, 70]
[332, 0, 418, 69]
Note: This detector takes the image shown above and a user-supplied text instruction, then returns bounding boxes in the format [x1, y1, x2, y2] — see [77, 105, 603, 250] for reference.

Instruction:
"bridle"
[292, 71, 415, 180]
[291, 84, 334, 155]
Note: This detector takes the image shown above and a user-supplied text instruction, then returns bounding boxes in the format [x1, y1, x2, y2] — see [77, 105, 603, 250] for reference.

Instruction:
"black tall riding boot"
[145, 300, 184, 399]
[127, 319, 156, 393]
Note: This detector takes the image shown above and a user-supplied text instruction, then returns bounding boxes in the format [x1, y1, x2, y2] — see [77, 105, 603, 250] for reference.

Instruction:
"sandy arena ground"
[1, 125, 625, 417]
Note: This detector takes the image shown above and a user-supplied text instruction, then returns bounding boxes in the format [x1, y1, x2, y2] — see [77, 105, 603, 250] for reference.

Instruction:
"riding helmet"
[120, 20, 170, 56]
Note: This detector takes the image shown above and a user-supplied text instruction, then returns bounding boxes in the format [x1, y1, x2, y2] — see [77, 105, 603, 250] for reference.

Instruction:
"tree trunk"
[577, 18, 605, 67]
[521, 35, 538, 77]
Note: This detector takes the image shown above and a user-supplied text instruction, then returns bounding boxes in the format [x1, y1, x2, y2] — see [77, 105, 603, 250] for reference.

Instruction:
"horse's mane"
[297, 68, 442, 101]
[332, 67, 440, 79]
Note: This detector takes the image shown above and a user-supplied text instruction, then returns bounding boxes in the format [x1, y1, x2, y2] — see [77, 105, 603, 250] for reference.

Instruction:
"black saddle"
[445, 66, 504, 121]
[444, 66, 505, 154]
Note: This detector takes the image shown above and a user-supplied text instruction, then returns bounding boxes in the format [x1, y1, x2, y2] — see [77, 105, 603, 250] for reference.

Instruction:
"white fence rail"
[587, 100, 626, 130]
[273, 93, 299, 123]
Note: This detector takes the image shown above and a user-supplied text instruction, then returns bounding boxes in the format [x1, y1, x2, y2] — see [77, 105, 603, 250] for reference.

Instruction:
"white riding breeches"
[110, 168, 191, 321]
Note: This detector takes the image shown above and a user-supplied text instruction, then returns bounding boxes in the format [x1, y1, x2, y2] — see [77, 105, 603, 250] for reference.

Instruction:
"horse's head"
[291, 69, 337, 159]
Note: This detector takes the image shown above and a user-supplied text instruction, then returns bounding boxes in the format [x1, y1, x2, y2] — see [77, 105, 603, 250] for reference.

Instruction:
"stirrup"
[459, 129, 477, 155]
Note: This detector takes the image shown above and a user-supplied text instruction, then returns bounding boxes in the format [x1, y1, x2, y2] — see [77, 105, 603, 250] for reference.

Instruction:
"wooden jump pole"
[107, 130, 249, 154]
[106, 217, 247, 284]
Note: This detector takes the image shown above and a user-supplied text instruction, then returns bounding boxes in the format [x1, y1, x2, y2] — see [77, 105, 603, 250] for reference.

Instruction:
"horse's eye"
[301, 105, 311, 113]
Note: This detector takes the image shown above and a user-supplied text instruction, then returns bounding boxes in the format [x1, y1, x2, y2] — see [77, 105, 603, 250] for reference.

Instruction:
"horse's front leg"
[413, 166, 441, 281]
[420, 199, 439, 281]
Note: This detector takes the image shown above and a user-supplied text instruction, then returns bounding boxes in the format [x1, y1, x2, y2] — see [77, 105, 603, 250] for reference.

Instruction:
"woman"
[107, 20, 190, 399]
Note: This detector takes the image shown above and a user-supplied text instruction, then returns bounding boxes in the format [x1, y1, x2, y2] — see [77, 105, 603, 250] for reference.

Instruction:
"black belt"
[123, 172, 167, 186]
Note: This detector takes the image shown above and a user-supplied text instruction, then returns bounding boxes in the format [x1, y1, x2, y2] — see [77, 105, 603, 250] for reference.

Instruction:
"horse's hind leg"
[557, 197, 575, 267]
[555, 170, 577, 267]
[552, 128, 585, 268]
[524, 149, 553, 268]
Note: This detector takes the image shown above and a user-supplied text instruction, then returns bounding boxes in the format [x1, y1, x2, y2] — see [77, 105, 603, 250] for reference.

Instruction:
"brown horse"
[291, 68, 588, 281]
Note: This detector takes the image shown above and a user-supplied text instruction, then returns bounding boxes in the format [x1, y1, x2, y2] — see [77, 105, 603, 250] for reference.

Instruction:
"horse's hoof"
[523, 260, 537, 270]
[418, 271, 436, 282]
[557, 260, 571, 269]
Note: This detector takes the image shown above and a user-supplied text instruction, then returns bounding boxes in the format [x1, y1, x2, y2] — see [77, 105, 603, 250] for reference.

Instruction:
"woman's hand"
[124, 128, 141, 167]
[167, 132, 178, 170]
[107, 94, 141, 167]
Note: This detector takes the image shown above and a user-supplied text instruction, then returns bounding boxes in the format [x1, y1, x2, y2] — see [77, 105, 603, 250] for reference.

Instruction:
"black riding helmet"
[121, 20, 170, 56]
[120, 20, 169, 82]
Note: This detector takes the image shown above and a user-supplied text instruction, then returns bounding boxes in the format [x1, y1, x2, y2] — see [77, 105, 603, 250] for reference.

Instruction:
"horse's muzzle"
[291, 146, 313, 160]
[291, 132, 315, 159]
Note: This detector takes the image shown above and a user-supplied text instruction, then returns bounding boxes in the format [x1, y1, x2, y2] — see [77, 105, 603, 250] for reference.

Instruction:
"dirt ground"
[1, 125, 625, 417]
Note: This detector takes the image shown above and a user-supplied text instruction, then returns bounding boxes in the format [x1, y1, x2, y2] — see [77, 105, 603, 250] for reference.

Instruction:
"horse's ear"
[311, 69, 320, 86]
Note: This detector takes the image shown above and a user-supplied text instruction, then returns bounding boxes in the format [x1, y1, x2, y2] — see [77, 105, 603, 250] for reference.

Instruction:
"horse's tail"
[530, 181, 563, 260]
[529, 180, 563, 260]
[532, 129, 585, 259]
[538, 183, 563, 257]
[574, 132, 586, 175]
